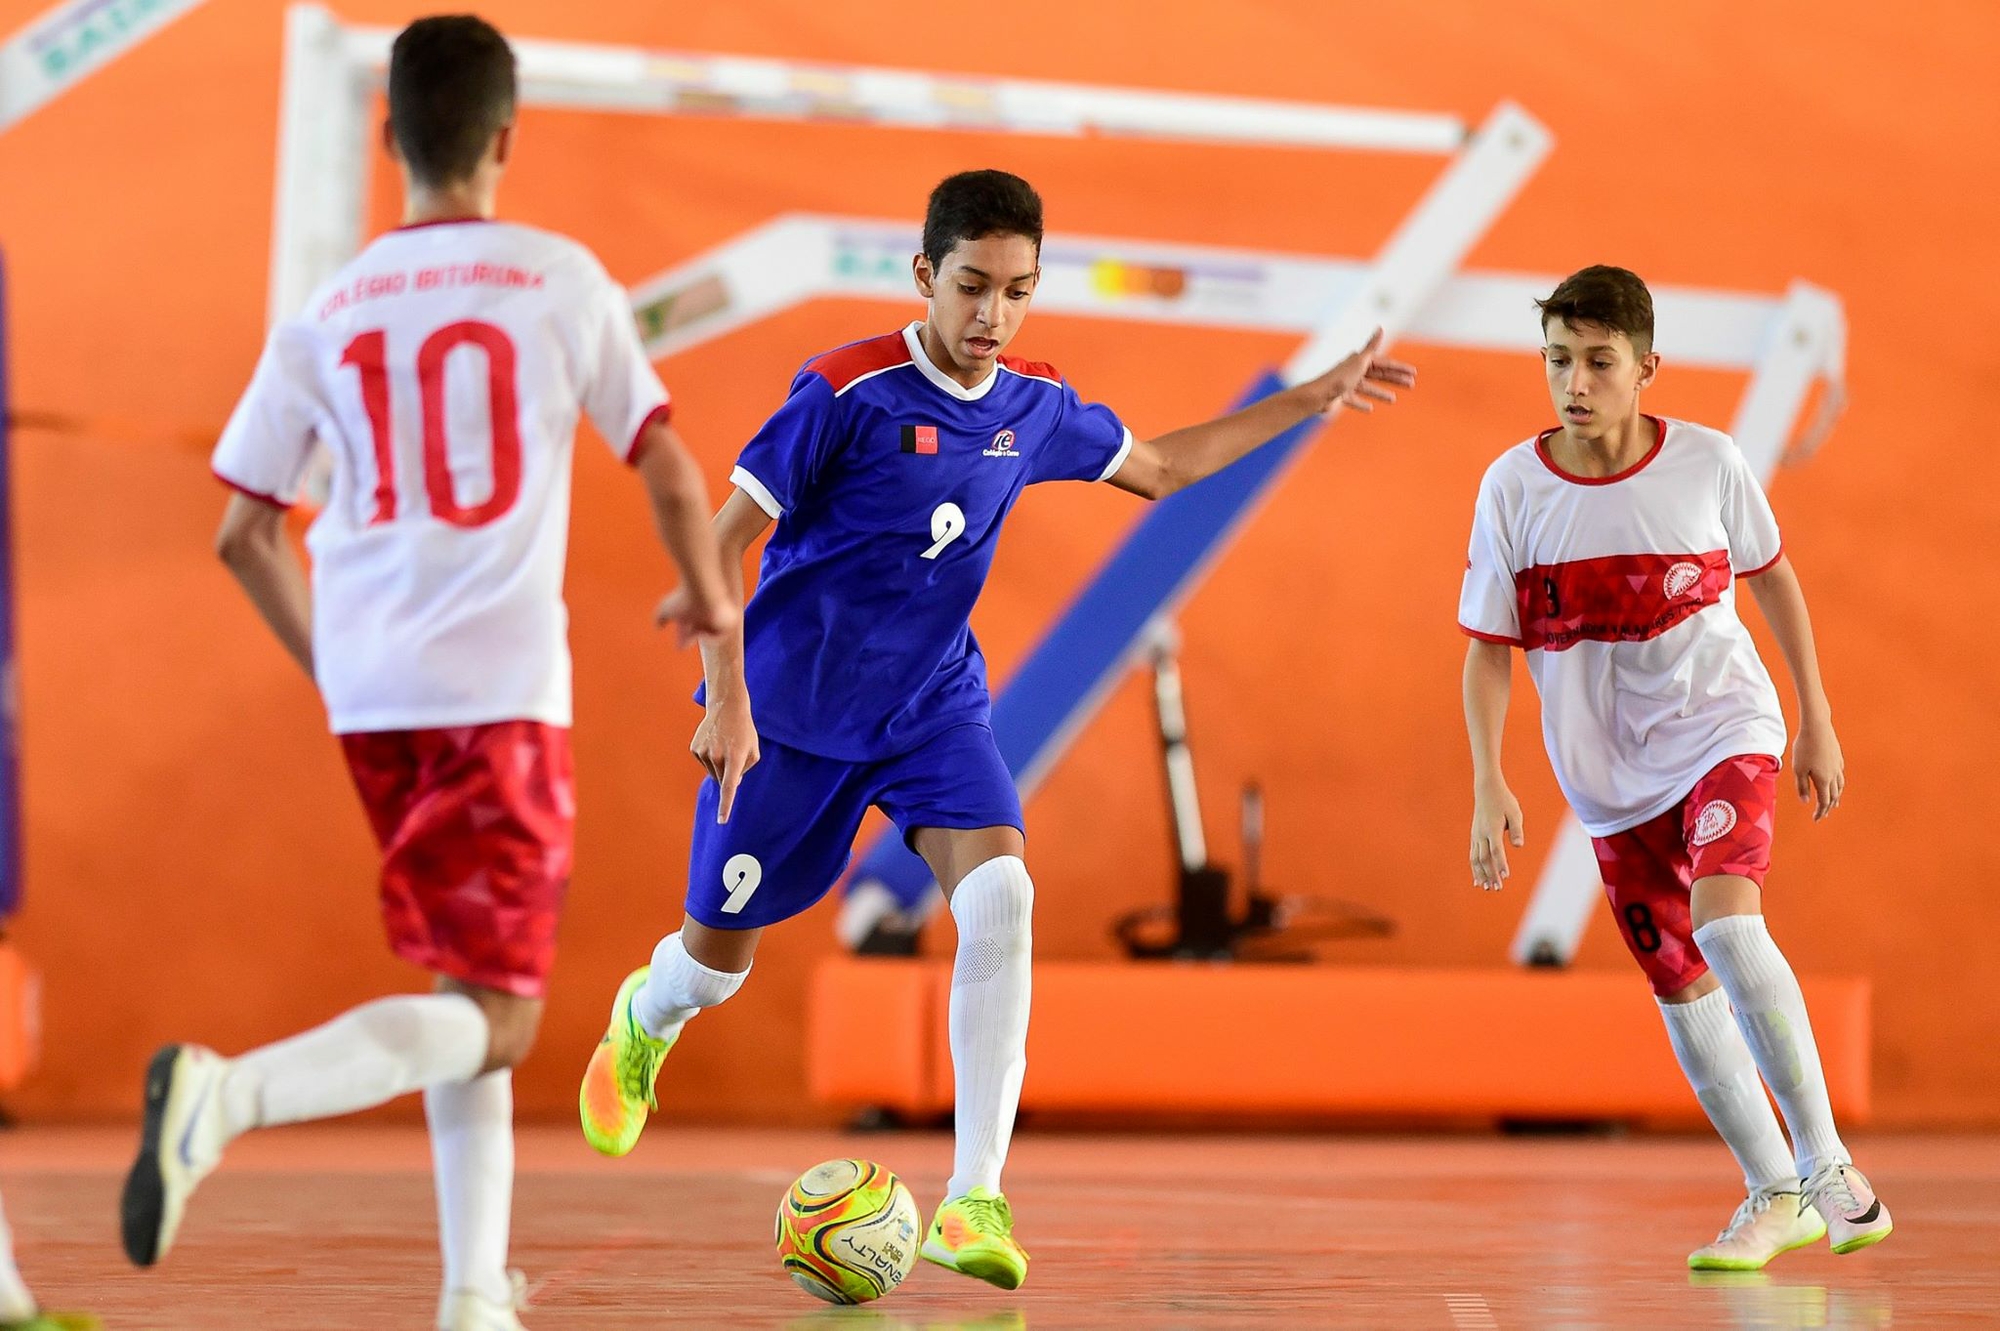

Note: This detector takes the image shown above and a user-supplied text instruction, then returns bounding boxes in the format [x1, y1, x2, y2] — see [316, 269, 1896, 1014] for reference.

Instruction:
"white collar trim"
[901, 322, 999, 402]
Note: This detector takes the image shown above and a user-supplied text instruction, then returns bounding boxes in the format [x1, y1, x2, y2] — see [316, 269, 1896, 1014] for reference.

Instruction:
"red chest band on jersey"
[1513, 549, 1732, 652]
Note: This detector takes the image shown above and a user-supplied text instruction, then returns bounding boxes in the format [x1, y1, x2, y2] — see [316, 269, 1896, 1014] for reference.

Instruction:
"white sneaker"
[1687, 1187, 1826, 1271]
[0, 1274, 38, 1323]
[1804, 1163, 1893, 1254]
[119, 1045, 233, 1267]
[437, 1271, 529, 1331]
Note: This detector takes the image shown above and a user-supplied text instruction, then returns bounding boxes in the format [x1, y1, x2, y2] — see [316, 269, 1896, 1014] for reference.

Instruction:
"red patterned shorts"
[340, 721, 575, 998]
[1591, 754, 1779, 997]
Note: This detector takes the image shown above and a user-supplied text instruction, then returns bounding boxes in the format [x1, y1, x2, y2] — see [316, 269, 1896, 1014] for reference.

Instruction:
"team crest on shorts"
[1664, 561, 1704, 599]
[983, 429, 1020, 459]
[1691, 799, 1738, 847]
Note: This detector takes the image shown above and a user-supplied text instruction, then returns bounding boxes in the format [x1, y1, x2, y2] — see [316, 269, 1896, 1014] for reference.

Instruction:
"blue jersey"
[715, 321, 1133, 761]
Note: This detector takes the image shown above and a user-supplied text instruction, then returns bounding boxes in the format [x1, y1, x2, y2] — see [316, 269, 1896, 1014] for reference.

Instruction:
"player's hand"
[691, 698, 759, 824]
[1470, 779, 1525, 891]
[1793, 716, 1844, 821]
[654, 585, 739, 648]
[1298, 328, 1417, 416]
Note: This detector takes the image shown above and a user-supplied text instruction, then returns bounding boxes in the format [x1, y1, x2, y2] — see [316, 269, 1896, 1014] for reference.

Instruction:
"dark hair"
[388, 16, 517, 187]
[1536, 265, 1654, 355]
[922, 170, 1044, 268]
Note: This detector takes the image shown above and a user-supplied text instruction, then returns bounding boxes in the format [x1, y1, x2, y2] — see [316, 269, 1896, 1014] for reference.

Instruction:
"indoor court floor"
[1, 1126, 1991, 1328]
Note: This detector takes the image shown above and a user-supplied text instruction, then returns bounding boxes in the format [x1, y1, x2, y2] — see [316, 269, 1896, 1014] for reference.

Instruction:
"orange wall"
[1, 0, 1996, 1126]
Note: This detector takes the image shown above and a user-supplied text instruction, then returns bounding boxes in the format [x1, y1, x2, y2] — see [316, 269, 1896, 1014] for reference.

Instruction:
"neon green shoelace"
[617, 1009, 666, 1111]
[960, 1195, 1013, 1237]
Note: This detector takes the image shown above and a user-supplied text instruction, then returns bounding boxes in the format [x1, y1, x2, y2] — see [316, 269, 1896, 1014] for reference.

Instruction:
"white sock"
[1694, 914, 1850, 1177]
[634, 932, 748, 1040]
[221, 994, 490, 1135]
[1658, 989, 1796, 1193]
[426, 1069, 515, 1306]
[944, 856, 1034, 1200]
[0, 1190, 36, 1321]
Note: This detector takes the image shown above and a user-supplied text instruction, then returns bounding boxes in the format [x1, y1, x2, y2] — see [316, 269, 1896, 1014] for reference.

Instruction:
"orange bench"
[0, 941, 37, 1093]
[806, 959, 1870, 1126]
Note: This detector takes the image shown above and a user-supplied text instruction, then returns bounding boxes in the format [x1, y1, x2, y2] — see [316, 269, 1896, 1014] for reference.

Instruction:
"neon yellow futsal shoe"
[578, 967, 676, 1157]
[920, 1188, 1029, 1290]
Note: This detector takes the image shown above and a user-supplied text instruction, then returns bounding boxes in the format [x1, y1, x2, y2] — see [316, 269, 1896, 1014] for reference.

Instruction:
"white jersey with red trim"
[1457, 417, 1788, 836]
[211, 219, 669, 733]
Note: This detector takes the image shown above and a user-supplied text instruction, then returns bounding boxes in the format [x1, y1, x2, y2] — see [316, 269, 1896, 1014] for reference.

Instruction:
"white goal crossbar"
[270, 3, 1467, 325]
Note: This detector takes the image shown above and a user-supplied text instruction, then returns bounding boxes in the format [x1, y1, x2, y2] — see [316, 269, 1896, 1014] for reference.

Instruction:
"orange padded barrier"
[806, 959, 1870, 1126]
[0, 942, 39, 1092]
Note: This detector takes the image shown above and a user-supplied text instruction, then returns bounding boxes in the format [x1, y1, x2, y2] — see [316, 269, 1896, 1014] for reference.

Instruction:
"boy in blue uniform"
[581, 170, 1414, 1289]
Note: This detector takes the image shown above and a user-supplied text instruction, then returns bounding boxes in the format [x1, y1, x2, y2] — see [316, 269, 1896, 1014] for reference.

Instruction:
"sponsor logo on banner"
[832, 236, 909, 285]
[27, 0, 179, 84]
[1691, 800, 1738, 847]
[1664, 561, 1704, 599]
[1087, 258, 1189, 300]
[983, 429, 1019, 459]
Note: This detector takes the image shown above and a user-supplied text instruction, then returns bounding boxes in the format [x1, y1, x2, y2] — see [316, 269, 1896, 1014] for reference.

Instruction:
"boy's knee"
[437, 979, 544, 1073]
[479, 1003, 542, 1072]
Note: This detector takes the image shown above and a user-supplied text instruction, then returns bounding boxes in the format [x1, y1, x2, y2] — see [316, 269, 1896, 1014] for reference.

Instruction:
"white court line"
[1445, 1292, 1501, 1330]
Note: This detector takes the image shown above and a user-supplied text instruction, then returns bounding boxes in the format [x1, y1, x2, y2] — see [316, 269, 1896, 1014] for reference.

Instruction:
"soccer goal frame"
[268, 4, 1847, 968]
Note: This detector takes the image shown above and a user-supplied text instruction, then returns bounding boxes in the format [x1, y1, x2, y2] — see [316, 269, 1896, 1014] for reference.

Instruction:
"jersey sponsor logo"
[900, 424, 939, 456]
[1513, 550, 1731, 653]
[983, 428, 1020, 459]
[1691, 799, 1738, 847]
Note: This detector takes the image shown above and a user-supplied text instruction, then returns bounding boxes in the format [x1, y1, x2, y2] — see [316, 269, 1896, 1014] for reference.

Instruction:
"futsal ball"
[774, 1158, 922, 1304]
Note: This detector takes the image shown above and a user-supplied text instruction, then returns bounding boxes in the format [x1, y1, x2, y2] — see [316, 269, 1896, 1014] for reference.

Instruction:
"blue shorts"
[685, 723, 1023, 930]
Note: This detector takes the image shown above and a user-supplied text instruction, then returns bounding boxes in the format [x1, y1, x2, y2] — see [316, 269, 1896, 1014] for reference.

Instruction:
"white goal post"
[268, 4, 1847, 967]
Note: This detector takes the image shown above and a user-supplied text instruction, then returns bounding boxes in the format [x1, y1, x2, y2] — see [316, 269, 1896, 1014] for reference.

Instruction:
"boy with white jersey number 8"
[1459, 265, 1891, 1271]
[118, 17, 734, 1330]
[580, 170, 1415, 1291]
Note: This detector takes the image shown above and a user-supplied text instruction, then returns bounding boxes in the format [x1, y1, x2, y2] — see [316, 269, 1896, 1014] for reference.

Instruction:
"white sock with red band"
[221, 993, 490, 1135]
[635, 931, 749, 1040]
[425, 1068, 516, 1308]
[944, 855, 1034, 1200]
[1658, 988, 1797, 1192]
[1693, 914, 1851, 1178]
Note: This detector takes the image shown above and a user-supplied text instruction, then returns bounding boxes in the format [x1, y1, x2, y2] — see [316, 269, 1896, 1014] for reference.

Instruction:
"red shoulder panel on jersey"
[998, 355, 1064, 386]
[1513, 549, 1732, 652]
[803, 333, 912, 394]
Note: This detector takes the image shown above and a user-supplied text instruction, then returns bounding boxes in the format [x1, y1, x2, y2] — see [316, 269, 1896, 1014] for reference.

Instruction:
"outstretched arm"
[215, 493, 314, 678]
[1743, 553, 1844, 819]
[635, 417, 737, 644]
[686, 489, 774, 823]
[1464, 639, 1524, 890]
[1108, 329, 1415, 501]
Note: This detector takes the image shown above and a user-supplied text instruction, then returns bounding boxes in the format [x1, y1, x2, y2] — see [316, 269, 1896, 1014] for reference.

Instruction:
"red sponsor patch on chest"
[1513, 550, 1733, 652]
